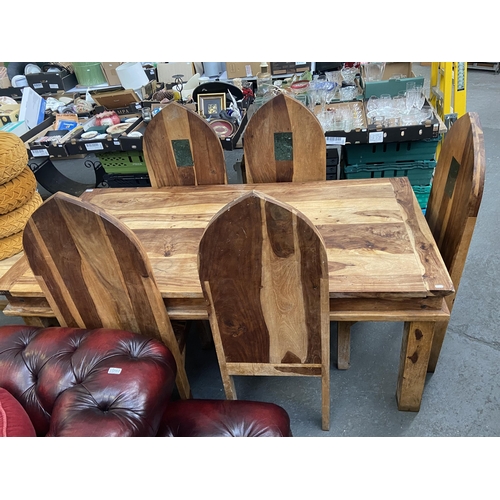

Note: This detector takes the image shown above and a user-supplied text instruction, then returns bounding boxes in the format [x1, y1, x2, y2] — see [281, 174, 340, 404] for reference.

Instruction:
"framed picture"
[197, 93, 226, 118]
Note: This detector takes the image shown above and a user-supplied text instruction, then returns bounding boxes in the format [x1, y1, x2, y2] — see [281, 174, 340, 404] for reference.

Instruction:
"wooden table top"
[0, 177, 454, 304]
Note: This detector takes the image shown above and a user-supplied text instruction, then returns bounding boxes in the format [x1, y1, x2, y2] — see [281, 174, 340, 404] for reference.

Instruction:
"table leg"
[427, 320, 449, 373]
[396, 320, 435, 411]
[337, 321, 354, 369]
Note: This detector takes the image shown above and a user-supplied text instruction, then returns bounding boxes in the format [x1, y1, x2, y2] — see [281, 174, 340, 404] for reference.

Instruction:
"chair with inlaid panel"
[243, 93, 327, 183]
[198, 190, 331, 430]
[336, 112, 486, 374]
[424, 111, 485, 372]
[22, 191, 191, 400]
[143, 101, 227, 188]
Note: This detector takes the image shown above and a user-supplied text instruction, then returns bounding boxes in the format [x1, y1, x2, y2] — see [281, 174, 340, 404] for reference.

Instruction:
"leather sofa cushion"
[0, 387, 36, 437]
[0, 326, 177, 436]
[158, 399, 292, 437]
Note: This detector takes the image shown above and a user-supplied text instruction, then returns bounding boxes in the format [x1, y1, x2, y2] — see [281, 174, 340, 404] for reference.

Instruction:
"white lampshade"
[116, 62, 149, 90]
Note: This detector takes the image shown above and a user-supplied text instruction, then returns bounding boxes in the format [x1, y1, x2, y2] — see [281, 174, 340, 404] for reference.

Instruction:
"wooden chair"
[198, 190, 331, 430]
[336, 112, 486, 373]
[243, 93, 327, 183]
[424, 111, 485, 371]
[22, 191, 191, 400]
[143, 101, 227, 188]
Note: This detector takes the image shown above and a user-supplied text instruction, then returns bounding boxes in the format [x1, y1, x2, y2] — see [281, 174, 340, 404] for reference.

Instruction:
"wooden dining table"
[0, 177, 454, 413]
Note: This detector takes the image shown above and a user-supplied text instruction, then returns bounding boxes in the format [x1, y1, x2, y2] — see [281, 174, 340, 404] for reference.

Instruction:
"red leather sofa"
[0, 325, 292, 437]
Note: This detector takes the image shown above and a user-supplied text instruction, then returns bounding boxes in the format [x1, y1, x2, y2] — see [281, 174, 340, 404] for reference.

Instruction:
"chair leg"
[221, 373, 237, 400]
[321, 371, 330, 431]
[427, 320, 449, 373]
[396, 321, 434, 411]
[337, 321, 354, 369]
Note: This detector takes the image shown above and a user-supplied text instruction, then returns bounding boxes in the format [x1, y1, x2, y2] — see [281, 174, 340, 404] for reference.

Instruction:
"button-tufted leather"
[0, 326, 176, 436]
[0, 325, 292, 437]
[158, 399, 292, 437]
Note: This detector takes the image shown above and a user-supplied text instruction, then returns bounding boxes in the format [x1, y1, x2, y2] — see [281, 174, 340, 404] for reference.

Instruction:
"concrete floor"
[2, 65, 499, 437]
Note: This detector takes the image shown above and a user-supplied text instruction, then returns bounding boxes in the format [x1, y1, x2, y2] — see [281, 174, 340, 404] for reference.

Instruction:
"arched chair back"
[143, 101, 227, 187]
[243, 94, 326, 183]
[198, 190, 330, 430]
[22, 191, 191, 399]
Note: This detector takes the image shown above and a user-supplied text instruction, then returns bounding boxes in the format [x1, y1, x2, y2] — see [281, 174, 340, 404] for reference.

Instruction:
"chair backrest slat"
[425, 112, 485, 302]
[198, 190, 330, 429]
[143, 101, 227, 187]
[243, 94, 327, 183]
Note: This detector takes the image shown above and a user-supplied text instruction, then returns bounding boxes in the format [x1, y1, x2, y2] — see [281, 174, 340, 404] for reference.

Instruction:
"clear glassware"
[415, 86, 425, 110]
[341, 67, 357, 85]
[363, 62, 385, 82]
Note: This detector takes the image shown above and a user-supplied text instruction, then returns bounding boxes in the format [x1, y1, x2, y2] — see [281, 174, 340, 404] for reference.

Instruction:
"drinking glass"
[366, 95, 379, 112]
[414, 86, 425, 110]
[341, 67, 357, 85]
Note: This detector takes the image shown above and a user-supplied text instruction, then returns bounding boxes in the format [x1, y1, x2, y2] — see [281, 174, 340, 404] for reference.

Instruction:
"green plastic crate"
[344, 138, 440, 165]
[96, 151, 148, 174]
[342, 160, 436, 185]
[412, 184, 432, 209]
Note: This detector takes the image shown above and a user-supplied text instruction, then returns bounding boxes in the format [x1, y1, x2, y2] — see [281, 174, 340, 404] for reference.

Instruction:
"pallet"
[468, 62, 500, 74]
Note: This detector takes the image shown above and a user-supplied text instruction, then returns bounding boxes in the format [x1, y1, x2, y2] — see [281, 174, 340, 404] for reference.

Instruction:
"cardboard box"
[101, 62, 123, 86]
[226, 62, 264, 79]
[26, 70, 78, 94]
[157, 63, 195, 84]
[362, 62, 425, 98]
[91, 89, 140, 109]
[323, 101, 369, 145]
[270, 62, 311, 76]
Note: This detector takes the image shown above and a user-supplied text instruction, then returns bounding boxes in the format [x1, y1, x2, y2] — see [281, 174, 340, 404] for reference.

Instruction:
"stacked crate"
[326, 146, 339, 180]
[342, 138, 440, 211]
[96, 151, 151, 188]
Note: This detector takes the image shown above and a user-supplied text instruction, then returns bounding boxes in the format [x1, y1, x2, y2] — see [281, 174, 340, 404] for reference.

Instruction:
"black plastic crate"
[103, 173, 151, 188]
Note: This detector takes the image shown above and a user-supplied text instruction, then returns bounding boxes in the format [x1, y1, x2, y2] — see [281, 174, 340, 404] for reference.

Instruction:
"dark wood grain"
[22, 192, 191, 399]
[143, 101, 227, 187]
[243, 94, 327, 183]
[198, 190, 330, 430]
[0, 179, 455, 416]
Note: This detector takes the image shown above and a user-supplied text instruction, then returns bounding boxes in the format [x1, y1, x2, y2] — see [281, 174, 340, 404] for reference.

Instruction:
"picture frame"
[197, 93, 226, 118]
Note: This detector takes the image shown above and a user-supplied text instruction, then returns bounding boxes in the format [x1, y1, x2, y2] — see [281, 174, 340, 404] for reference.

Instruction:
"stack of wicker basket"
[0, 132, 43, 260]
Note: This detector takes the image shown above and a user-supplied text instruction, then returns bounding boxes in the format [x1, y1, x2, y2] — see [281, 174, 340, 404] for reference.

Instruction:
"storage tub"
[344, 138, 440, 165]
[97, 151, 148, 174]
[342, 159, 436, 185]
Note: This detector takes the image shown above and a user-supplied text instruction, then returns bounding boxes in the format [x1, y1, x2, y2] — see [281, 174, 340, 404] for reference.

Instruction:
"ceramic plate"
[24, 64, 41, 75]
[106, 123, 131, 135]
[209, 119, 235, 138]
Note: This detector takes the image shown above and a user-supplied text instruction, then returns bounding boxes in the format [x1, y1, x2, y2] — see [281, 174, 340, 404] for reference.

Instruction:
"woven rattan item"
[0, 167, 37, 215]
[0, 132, 29, 185]
[0, 191, 43, 239]
[0, 230, 23, 260]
